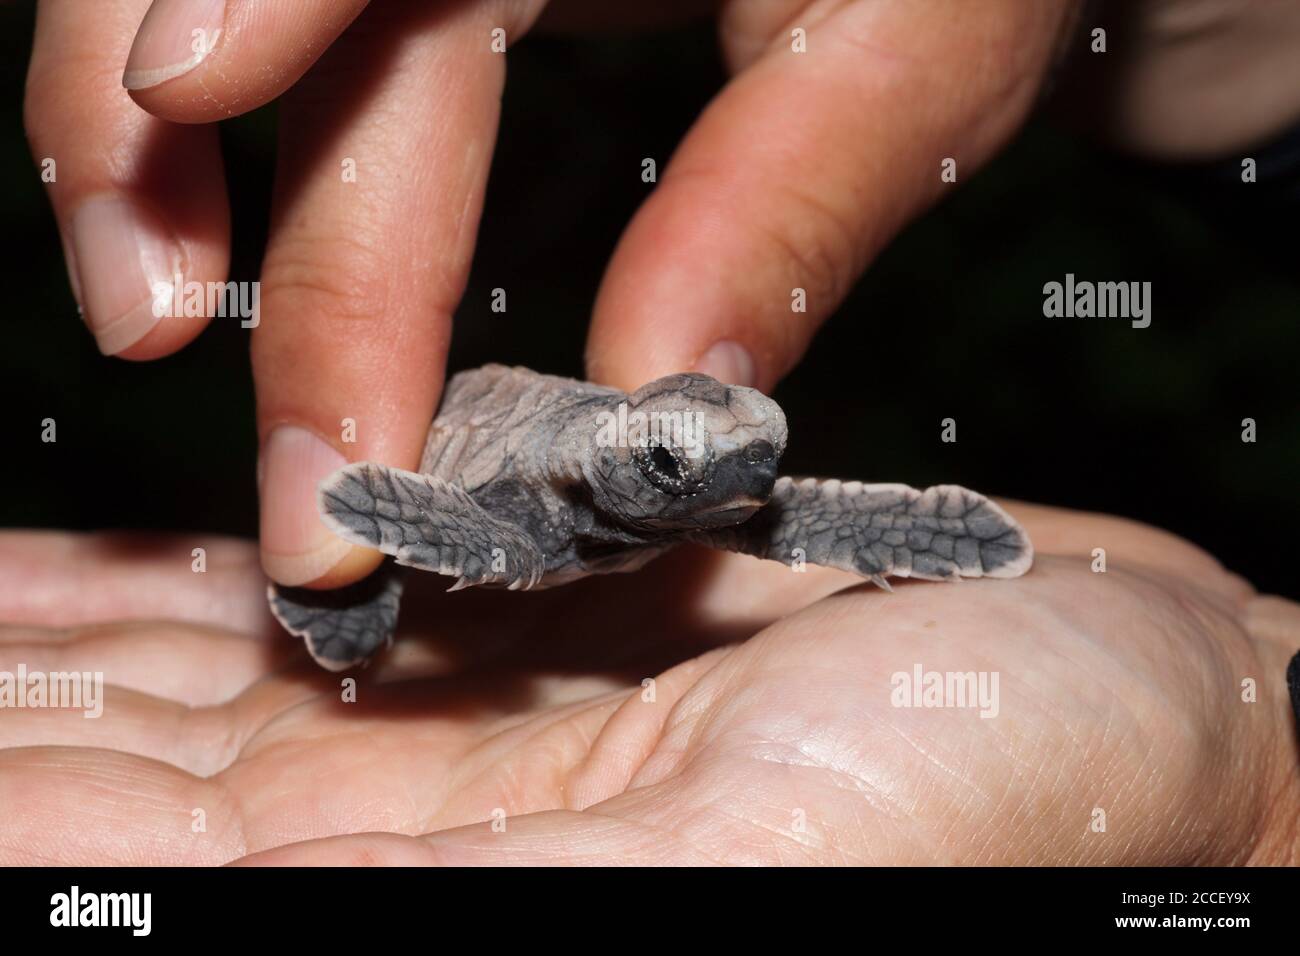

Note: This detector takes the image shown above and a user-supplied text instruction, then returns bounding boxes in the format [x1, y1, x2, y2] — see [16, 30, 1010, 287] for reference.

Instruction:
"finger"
[0, 531, 274, 635]
[230, 652, 744, 863]
[0, 620, 297, 710]
[0, 632, 334, 783]
[1006, 501, 1254, 601]
[251, 2, 512, 587]
[0, 674, 244, 775]
[1054, 0, 1300, 159]
[1244, 595, 1300, 651]
[25, 0, 230, 357]
[586, 0, 1077, 391]
[234, 810, 725, 865]
[123, 0, 371, 122]
[0, 748, 242, 865]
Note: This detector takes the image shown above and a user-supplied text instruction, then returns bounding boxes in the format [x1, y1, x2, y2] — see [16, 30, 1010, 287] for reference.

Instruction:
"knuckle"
[761, 182, 862, 305]
[261, 233, 393, 325]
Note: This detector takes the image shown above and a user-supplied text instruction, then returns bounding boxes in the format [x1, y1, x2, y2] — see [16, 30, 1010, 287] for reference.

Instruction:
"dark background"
[2, 6, 1297, 597]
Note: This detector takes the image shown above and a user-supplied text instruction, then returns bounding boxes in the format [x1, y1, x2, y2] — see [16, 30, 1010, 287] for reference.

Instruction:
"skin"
[23, 0, 1300, 593]
[0, 512, 1296, 866]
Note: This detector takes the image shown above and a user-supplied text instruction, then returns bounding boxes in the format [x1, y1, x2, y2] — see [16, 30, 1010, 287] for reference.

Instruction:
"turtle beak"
[707, 451, 778, 511]
[637, 446, 781, 530]
[743, 458, 778, 503]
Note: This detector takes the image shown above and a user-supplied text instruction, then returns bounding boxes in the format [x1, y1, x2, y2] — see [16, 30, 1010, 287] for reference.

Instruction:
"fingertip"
[26, 0, 232, 356]
[259, 424, 387, 588]
[585, 206, 779, 392]
[692, 340, 757, 388]
[111, 319, 215, 361]
[68, 194, 225, 358]
[121, 0, 227, 95]
[583, 341, 638, 392]
[587, 334, 763, 393]
[123, 0, 371, 123]
[263, 543, 385, 591]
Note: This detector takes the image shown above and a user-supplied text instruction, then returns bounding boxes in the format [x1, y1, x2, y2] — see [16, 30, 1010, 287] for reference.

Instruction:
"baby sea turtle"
[269, 365, 1033, 669]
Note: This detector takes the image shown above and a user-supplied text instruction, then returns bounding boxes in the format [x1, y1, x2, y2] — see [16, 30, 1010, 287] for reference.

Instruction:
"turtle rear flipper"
[269, 565, 404, 671]
[695, 478, 1033, 585]
[320, 462, 545, 590]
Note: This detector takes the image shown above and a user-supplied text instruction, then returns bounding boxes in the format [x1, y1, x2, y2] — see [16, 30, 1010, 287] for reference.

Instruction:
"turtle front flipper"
[319, 462, 545, 590]
[693, 478, 1033, 586]
[269, 564, 404, 670]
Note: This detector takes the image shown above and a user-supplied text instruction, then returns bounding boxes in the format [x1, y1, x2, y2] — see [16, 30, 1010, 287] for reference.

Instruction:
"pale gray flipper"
[268, 565, 404, 671]
[694, 478, 1033, 584]
[320, 462, 545, 590]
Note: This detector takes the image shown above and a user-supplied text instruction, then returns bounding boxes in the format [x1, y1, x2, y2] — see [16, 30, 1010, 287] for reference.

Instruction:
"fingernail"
[260, 426, 352, 586]
[59, 233, 83, 315]
[70, 196, 184, 355]
[693, 341, 755, 387]
[123, 0, 227, 91]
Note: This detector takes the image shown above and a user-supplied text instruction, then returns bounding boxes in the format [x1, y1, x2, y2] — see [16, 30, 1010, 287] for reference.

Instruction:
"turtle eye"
[634, 442, 703, 495]
[744, 439, 776, 463]
[651, 444, 683, 481]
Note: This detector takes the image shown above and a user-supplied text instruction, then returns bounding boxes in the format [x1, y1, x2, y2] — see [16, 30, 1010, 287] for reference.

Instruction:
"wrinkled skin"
[1, 508, 1296, 866]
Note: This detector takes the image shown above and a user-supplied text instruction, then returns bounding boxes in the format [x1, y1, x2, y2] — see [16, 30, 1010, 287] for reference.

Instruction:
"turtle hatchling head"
[584, 372, 788, 531]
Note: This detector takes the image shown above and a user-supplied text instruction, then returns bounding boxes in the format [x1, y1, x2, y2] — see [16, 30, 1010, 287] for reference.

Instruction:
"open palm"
[1, 503, 1295, 865]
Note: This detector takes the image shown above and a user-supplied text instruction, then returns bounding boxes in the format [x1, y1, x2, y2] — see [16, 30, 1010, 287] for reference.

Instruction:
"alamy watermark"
[891, 664, 999, 719]
[1042, 273, 1151, 329]
[151, 274, 260, 328]
[595, 402, 705, 458]
[50, 886, 150, 936]
[0, 664, 103, 718]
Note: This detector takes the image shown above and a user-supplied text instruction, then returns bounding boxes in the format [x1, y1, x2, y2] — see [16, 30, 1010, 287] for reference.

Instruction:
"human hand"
[1, 506, 1294, 865]
[24, 0, 1300, 598]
